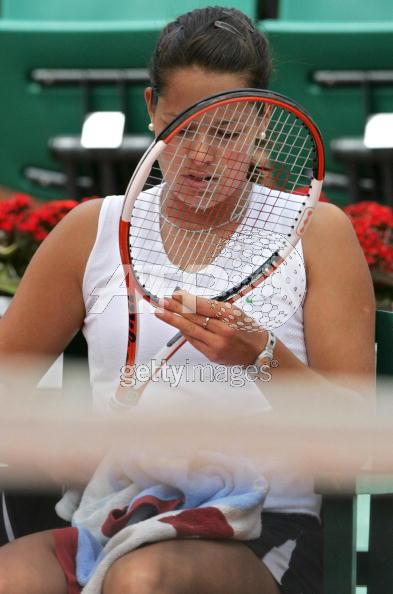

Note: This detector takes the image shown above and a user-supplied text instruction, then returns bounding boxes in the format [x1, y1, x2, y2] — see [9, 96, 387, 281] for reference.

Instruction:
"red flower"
[0, 194, 34, 236]
[343, 201, 393, 274]
[0, 194, 87, 286]
[17, 200, 78, 242]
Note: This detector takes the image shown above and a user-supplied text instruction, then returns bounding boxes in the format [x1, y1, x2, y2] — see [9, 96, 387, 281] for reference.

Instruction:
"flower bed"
[0, 194, 78, 294]
[0, 193, 392, 308]
[343, 201, 393, 310]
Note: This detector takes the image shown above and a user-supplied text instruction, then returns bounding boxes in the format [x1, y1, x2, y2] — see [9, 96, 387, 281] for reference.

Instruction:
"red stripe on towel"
[102, 495, 183, 537]
[53, 527, 81, 594]
[160, 507, 234, 539]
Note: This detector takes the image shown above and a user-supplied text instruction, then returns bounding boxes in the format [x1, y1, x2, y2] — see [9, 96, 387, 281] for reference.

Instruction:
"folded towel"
[59, 450, 268, 593]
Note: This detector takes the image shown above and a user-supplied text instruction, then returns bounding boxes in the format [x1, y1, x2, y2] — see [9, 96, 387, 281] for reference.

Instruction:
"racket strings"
[159, 105, 310, 237]
[139, 102, 254, 269]
[132, 191, 304, 288]
[157, 115, 257, 270]
[132, 127, 311, 246]
[161, 101, 251, 219]
[174, 104, 311, 271]
[143, 143, 312, 223]
[129, 99, 317, 298]
[142, 115, 314, 195]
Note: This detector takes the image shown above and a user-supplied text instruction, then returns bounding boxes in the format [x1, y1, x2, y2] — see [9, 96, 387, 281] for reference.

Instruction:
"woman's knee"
[103, 556, 164, 594]
[103, 542, 190, 594]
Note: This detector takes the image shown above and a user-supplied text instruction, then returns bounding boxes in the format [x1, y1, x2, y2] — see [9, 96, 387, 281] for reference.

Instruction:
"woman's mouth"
[182, 173, 216, 190]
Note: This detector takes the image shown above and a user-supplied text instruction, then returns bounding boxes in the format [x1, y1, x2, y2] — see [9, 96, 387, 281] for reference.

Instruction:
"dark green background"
[1, 0, 392, 202]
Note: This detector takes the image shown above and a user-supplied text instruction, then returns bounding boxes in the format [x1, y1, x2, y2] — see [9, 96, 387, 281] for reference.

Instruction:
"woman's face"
[145, 67, 258, 213]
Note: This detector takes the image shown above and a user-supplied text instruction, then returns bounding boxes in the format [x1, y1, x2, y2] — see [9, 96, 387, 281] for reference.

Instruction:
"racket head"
[120, 88, 325, 305]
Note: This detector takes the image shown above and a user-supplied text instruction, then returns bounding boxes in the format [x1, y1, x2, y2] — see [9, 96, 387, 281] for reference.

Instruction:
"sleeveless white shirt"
[81, 194, 321, 517]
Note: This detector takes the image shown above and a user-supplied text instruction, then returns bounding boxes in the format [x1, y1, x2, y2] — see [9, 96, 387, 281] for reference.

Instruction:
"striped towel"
[57, 450, 268, 593]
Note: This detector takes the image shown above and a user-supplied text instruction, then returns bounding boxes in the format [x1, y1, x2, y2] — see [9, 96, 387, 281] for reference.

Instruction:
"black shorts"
[243, 512, 323, 594]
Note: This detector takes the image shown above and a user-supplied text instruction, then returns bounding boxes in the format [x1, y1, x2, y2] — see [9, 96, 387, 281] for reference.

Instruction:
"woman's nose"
[187, 136, 215, 163]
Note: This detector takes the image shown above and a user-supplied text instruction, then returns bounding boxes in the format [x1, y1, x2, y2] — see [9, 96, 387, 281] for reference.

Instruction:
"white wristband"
[253, 330, 276, 365]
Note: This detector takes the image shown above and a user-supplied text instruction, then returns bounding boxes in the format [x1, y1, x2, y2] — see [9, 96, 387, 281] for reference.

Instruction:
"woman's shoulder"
[305, 201, 353, 237]
[60, 196, 103, 242]
[35, 198, 105, 288]
[55, 197, 104, 245]
[302, 200, 373, 299]
[302, 201, 358, 263]
[63, 197, 104, 229]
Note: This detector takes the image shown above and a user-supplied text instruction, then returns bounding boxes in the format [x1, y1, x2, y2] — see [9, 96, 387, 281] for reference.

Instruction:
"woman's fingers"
[155, 291, 268, 366]
[154, 307, 211, 344]
[157, 293, 221, 335]
[169, 290, 262, 334]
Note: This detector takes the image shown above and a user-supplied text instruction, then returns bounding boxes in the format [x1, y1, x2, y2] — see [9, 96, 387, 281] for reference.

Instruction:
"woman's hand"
[154, 290, 268, 366]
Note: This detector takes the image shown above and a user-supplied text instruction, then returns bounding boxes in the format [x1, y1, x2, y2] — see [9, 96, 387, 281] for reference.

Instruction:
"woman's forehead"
[160, 98, 261, 132]
[156, 67, 249, 114]
[188, 102, 260, 129]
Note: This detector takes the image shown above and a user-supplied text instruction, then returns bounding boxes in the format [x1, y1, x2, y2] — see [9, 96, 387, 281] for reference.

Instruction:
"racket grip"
[153, 333, 187, 373]
[110, 332, 187, 410]
[166, 331, 183, 348]
[110, 384, 145, 410]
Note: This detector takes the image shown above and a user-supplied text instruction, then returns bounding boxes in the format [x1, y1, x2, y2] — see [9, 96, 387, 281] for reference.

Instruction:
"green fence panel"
[278, 0, 393, 22]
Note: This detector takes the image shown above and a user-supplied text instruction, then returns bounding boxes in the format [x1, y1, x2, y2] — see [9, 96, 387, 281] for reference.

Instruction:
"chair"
[321, 309, 393, 594]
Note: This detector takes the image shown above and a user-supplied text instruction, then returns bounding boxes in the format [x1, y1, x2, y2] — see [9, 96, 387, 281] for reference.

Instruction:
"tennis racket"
[113, 88, 325, 408]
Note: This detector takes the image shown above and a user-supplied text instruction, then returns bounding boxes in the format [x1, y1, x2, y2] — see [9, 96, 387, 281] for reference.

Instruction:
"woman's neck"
[161, 183, 251, 232]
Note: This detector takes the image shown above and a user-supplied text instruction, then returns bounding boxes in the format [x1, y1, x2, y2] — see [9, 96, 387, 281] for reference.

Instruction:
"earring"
[260, 131, 266, 140]
[148, 122, 155, 132]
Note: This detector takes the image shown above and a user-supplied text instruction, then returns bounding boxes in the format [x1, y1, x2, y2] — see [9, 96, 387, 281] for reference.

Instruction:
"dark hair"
[149, 6, 271, 102]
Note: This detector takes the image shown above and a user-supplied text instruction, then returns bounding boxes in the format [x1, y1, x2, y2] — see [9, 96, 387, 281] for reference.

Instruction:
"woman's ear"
[144, 87, 155, 120]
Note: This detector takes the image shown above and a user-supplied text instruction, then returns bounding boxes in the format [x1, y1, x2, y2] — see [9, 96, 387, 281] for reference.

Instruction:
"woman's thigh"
[103, 539, 281, 594]
[0, 530, 68, 594]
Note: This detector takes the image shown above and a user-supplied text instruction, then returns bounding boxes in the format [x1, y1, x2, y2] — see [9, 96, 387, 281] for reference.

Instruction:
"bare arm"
[0, 198, 103, 383]
[302, 202, 375, 399]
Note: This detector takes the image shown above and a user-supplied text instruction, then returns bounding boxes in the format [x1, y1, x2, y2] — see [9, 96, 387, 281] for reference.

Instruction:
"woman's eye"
[179, 128, 196, 137]
[217, 130, 240, 139]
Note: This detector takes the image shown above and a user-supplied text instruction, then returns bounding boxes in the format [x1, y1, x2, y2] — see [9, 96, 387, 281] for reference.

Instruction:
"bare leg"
[103, 539, 281, 594]
[0, 530, 68, 594]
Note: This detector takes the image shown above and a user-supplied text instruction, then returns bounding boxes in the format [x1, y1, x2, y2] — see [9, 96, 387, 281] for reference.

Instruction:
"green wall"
[278, 0, 393, 22]
[1, 3, 393, 201]
[0, 1, 256, 199]
[0, 0, 255, 21]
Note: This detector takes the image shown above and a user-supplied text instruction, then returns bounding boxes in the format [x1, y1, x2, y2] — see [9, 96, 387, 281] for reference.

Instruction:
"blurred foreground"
[0, 359, 391, 491]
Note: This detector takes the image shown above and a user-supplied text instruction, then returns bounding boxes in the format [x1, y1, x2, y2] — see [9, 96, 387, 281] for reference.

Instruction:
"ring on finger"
[202, 316, 211, 330]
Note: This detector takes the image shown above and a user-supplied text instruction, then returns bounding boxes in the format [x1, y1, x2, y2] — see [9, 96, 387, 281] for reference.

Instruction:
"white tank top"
[82, 194, 321, 517]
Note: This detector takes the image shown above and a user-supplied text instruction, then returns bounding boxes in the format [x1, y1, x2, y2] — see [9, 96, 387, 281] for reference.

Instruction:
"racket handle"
[150, 333, 187, 382]
[166, 331, 183, 348]
[111, 384, 144, 409]
[110, 332, 187, 410]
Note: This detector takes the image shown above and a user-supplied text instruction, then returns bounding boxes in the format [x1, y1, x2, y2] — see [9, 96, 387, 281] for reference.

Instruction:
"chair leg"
[323, 495, 358, 594]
